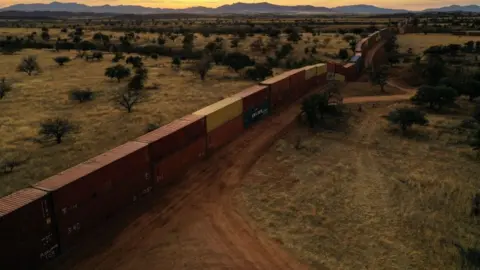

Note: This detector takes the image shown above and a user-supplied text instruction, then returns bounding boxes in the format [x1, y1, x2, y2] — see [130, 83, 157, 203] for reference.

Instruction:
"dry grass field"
[239, 99, 480, 269]
[0, 49, 256, 196]
[397, 33, 480, 54]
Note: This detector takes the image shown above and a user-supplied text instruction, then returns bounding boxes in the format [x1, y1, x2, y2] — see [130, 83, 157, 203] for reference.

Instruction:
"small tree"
[17, 56, 41, 76]
[112, 52, 125, 62]
[105, 64, 131, 82]
[0, 77, 12, 99]
[411, 85, 458, 110]
[287, 31, 301, 43]
[39, 118, 76, 144]
[385, 107, 428, 133]
[245, 64, 273, 81]
[349, 39, 357, 53]
[115, 88, 145, 113]
[126, 56, 143, 68]
[338, 48, 349, 61]
[172, 56, 181, 69]
[196, 55, 212, 81]
[470, 129, 480, 156]
[53, 56, 71, 66]
[300, 93, 332, 128]
[369, 66, 389, 92]
[69, 88, 94, 103]
[223, 52, 254, 72]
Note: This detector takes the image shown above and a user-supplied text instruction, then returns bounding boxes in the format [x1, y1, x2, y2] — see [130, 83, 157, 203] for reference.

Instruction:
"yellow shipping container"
[193, 97, 243, 133]
[315, 63, 327, 75]
[304, 65, 316, 80]
[334, 73, 345, 82]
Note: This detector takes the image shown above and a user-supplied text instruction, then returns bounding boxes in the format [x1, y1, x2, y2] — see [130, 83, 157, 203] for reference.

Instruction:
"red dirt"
[48, 89, 413, 270]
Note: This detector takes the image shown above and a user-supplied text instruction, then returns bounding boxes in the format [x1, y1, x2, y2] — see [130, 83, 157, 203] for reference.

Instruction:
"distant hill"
[1, 1, 479, 15]
[332, 5, 409, 14]
[422, 5, 480, 13]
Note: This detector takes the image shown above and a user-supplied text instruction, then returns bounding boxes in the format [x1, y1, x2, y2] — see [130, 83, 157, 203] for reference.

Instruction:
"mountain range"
[1, 2, 479, 15]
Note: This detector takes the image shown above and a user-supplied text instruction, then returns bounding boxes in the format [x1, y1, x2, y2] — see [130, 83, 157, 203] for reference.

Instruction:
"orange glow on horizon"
[0, 0, 477, 11]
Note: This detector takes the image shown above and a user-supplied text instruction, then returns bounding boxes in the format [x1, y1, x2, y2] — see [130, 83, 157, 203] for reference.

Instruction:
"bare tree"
[17, 56, 41, 76]
[39, 118, 77, 144]
[114, 88, 146, 113]
[196, 55, 213, 81]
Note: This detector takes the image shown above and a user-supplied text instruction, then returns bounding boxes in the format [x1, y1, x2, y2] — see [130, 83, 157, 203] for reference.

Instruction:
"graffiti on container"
[41, 199, 50, 219]
[41, 233, 55, 246]
[251, 108, 268, 120]
[39, 244, 59, 260]
[141, 186, 152, 196]
[61, 203, 78, 215]
[327, 72, 336, 81]
[67, 222, 81, 235]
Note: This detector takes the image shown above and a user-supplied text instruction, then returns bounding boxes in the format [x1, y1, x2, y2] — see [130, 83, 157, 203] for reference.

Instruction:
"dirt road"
[49, 89, 414, 270]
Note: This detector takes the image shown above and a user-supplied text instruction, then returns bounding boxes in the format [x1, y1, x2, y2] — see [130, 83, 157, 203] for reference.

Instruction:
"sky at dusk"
[0, 0, 478, 10]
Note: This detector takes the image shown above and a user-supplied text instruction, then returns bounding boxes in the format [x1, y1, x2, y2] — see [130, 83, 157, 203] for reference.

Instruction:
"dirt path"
[49, 91, 414, 270]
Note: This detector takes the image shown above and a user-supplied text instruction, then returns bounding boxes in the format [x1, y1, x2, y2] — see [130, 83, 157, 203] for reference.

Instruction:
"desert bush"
[385, 107, 428, 133]
[53, 56, 71, 66]
[16, 56, 41, 76]
[0, 77, 12, 99]
[69, 88, 94, 103]
[39, 118, 77, 144]
[105, 64, 131, 82]
[245, 63, 273, 81]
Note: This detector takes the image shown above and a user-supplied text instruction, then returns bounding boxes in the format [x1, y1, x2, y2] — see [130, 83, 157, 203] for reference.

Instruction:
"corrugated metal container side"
[315, 63, 327, 75]
[33, 141, 152, 251]
[232, 85, 270, 129]
[261, 73, 290, 111]
[318, 73, 328, 86]
[136, 114, 206, 161]
[327, 62, 336, 73]
[193, 97, 243, 133]
[284, 69, 307, 100]
[154, 136, 206, 186]
[0, 188, 59, 269]
[207, 115, 244, 152]
[304, 65, 316, 80]
[343, 63, 358, 82]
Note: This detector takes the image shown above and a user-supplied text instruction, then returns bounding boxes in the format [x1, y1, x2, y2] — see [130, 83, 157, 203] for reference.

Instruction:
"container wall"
[154, 136, 206, 186]
[342, 63, 358, 82]
[232, 85, 270, 129]
[136, 114, 206, 161]
[33, 141, 152, 251]
[327, 62, 336, 73]
[304, 65, 316, 80]
[0, 188, 59, 269]
[284, 69, 307, 100]
[261, 74, 290, 112]
[207, 115, 244, 152]
[315, 63, 327, 76]
[193, 97, 243, 133]
[334, 73, 346, 82]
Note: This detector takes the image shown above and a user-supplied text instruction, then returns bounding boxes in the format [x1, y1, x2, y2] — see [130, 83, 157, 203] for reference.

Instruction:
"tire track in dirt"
[50, 91, 415, 270]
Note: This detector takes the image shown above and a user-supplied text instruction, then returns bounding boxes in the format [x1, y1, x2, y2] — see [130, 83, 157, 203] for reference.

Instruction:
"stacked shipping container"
[193, 97, 243, 152]
[0, 188, 59, 269]
[33, 141, 151, 251]
[2, 28, 392, 269]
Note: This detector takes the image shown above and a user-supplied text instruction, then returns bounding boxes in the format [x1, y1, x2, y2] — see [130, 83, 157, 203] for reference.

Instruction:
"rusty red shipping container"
[283, 69, 307, 100]
[0, 188, 59, 269]
[136, 114, 206, 162]
[207, 115, 243, 152]
[317, 72, 327, 87]
[342, 63, 358, 82]
[260, 74, 291, 111]
[33, 141, 152, 251]
[327, 62, 336, 73]
[154, 136, 206, 186]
